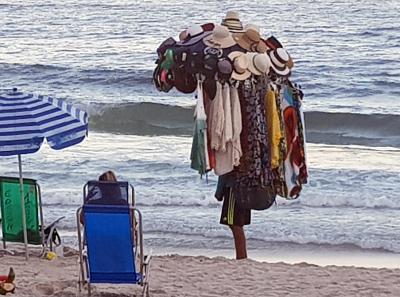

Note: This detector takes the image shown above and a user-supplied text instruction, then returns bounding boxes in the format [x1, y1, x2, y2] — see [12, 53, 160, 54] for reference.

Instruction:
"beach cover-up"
[190, 80, 208, 175]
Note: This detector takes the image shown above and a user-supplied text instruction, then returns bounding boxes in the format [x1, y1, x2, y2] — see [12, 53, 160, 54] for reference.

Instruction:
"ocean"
[0, 0, 399, 260]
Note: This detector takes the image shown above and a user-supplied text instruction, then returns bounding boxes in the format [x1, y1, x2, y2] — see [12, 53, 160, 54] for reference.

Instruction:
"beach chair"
[76, 204, 150, 296]
[0, 176, 64, 255]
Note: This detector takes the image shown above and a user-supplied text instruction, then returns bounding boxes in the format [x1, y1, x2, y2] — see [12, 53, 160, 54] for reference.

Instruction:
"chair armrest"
[46, 216, 66, 229]
[144, 250, 152, 265]
[43, 216, 66, 250]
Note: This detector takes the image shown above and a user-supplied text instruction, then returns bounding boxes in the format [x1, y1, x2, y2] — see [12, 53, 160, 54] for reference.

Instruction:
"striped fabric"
[0, 89, 88, 156]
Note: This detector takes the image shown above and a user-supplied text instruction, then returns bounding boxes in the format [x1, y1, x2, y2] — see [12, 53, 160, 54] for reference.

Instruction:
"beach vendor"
[153, 10, 307, 260]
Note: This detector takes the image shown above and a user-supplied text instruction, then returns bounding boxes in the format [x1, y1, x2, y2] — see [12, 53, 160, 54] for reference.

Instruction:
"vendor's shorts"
[220, 187, 251, 226]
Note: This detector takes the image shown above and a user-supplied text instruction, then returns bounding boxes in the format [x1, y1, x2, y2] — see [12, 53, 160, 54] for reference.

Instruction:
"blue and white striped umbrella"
[0, 89, 88, 156]
[0, 88, 88, 260]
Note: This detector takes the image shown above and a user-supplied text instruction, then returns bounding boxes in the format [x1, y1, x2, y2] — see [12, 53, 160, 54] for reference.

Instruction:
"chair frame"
[76, 205, 150, 297]
[0, 176, 64, 256]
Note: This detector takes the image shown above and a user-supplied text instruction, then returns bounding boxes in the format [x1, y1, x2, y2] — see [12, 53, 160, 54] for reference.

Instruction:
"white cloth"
[220, 83, 232, 152]
[210, 82, 224, 151]
[230, 85, 242, 166]
[214, 83, 242, 176]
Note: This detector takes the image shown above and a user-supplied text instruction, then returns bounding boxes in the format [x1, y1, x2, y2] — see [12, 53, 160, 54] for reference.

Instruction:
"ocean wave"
[89, 102, 194, 136]
[87, 102, 400, 147]
[0, 62, 153, 87]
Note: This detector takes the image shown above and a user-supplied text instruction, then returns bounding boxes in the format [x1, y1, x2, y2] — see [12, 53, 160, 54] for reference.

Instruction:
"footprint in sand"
[35, 283, 55, 295]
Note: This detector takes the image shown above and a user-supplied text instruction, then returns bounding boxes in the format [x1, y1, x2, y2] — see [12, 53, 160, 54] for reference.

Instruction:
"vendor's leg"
[230, 225, 247, 259]
[219, 187, 251, 260]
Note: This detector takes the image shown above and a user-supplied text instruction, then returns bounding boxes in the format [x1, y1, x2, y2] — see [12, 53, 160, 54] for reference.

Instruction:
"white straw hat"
[203, 25, 236, 49]
[268, 48, 291, 76]
[233, 24, 267, 53]
[178, 24, 211, 46]
[221, 10, 244, 33]
[228, 51, 251, 80]
[247, 52, 271, 75]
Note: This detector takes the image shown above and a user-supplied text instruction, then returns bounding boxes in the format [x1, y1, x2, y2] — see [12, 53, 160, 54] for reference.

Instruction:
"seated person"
[85, 170, 128, 206]
[80, 170, 128, 225]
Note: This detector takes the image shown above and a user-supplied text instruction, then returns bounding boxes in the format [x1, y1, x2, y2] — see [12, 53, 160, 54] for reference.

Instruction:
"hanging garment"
[190, 80, 208, 175]
[203, 87, 216, 170]
[230, 84, 242, 167]
[210, 82, 224, 151]
[264, 87, 283, 169]
[290, 83, 308, 184]
[236, 76, 272, 188]
[277, 84, 308, 198]
[214, 83, 235, 176]
[221, 83, 233, 151]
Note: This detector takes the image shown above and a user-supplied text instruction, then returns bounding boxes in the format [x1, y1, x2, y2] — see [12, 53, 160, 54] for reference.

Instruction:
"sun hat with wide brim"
[268, 48, 291, 76]
[233, 24, 268, 53]
[178, 24, 212, 46]
[228, 51, 251, 81]
[247, 52, 271, 76]
[203, 25, 236, 49]
[221, 10, 244, 33]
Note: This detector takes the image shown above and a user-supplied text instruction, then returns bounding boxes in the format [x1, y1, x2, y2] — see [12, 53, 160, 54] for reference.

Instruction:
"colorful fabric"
[276, 83, 308, 198]
[236, 76, 272, 189]
[265, 88, 283, 169]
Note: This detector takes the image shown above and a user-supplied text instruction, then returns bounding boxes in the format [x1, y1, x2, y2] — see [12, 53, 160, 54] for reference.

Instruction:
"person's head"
[99, 170, 117, 182]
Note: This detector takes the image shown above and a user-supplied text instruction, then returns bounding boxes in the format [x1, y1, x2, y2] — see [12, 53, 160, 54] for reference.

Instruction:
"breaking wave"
[88, 102, 400, 147]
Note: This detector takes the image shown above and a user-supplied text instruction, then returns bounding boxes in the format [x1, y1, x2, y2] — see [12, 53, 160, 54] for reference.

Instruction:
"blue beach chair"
[76, 204, 150, 296]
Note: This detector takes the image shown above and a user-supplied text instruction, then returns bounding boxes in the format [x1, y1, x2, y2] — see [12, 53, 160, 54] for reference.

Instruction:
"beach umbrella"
[0, 88, 88, 260]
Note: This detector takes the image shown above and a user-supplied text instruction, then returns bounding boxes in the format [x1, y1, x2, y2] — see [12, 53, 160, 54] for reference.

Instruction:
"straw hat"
[203, 25, 236, 49]
[178, 24, 212, 46]
[228, 51, 250, 81]
[221, 11, 244, 33]
[268, 48, 291, 76]
[233, 24, 268, 53]
[247, 52, 271, 75]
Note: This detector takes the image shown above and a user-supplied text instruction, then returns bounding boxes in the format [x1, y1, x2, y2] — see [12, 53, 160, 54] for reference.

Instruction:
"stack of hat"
[153, 10, 295, 94]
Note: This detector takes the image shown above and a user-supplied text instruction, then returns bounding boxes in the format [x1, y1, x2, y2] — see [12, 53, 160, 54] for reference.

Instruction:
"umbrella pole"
[18, 155, 29, 260]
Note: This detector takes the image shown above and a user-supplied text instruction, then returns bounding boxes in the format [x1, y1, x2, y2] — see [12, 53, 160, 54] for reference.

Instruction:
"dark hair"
[99, 170, 117, 182]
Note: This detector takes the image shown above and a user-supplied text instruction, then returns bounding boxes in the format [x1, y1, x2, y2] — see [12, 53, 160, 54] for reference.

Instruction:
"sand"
[1, 247, 400, 297]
